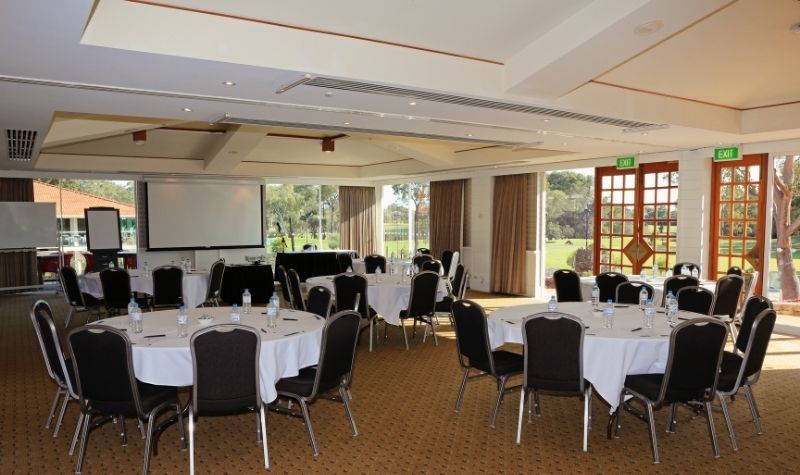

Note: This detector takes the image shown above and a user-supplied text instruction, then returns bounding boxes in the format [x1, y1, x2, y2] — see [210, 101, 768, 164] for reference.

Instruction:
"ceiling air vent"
[6, 129, 37, 161]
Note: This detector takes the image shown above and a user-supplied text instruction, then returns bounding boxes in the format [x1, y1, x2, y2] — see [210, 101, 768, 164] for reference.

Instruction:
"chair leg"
[490, 376, 508, 428]
[718, 394, 739, 452]
[454, 369, 470, 412]
[298, 399, 319, 456]
[69, 413, 83, 456]
[119, 415, 128, 446]
[516, 388, 526, 445]
[533, 390, 542, 416]
[188, 410, 196, 475]
[744, 384, 763, 435]
[614, 392, 625, 438]
[666, 403, 678, 433]
[430, 318, 438, 346]
[176, 403, 187, 451]
[582, 386, 591, 452]
[75, 412, 92, 474]
[65, 306, 76, 328]
[45, 387, 62, 429]
[339, 385, 358, 437]
[704, 401, 721, 459]
[401, 321, 410, 351]
[53, 391, 70, 437]
[259, 406, 269, 470]
[645, 402, 660, 464]
[728, 321, 739, 343]
[142, 414, 156, 475]
[368, 319, 373, 352]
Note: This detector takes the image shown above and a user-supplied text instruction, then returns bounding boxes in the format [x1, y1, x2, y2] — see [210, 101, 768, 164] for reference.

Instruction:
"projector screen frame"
[85, 207, 122, 252]
[144, 182, 266, 251]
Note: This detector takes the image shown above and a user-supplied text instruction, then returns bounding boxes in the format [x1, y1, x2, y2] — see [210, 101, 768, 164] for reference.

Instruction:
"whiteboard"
[85, 208, 122, 251]
[146, 181, 264, 250]
[0, 202, 58, 249]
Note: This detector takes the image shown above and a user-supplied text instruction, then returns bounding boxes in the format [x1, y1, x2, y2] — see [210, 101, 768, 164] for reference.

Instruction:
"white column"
[676, 151, 713, 278]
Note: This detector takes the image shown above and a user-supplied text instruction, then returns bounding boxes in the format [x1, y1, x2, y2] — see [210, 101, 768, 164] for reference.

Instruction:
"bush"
[569, 246, 593, 275]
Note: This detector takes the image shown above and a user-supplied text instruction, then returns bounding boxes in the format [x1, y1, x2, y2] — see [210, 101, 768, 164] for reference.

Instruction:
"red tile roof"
[33, 181, 135, 218]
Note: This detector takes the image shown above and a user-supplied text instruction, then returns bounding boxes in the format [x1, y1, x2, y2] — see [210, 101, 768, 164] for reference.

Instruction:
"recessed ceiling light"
[408, 101, 417, 106]
[466, 133, 473, 137]
[222, 81, 236, 86]
[378, 113, 385, 118]
[343, 122, 350, 125]
[634, 20, 664, 36]
[543, 118, 551, 123]
[407, 115, 414, 120]
[641, 132, 648, 136]
[325, 91, 334, 97]
[182, 107, 193, 112]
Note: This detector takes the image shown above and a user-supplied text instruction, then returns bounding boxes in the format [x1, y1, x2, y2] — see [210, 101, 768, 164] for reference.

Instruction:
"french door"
[594, 162, 679, 275]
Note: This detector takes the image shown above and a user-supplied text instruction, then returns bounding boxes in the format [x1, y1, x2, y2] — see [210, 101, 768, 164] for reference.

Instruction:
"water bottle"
[548, 295, 558, 312]
[176, 305, 188, 337]
[229, 303, 241, 322]
[127, 297, 136, 328]
[644, 299, 655, 329]
[640, 269, 647, 282]
[375, 267, 383, 283]
[667, 293, 678, 324]
[131, 304, 143, 334]
[142, 260, 149, 276]
[691, 267, 699, 278]
[665, 290, 674, 310]
[265, 299, 278, 329]
[591, 283, 600, 308]
[639, 287, 648, 310]
[603, 299, 615, 328]
[652, 262, 659, 278]
[269, 291, 280, 309]
[242, 288, 252, 314]
[681, 264, 689, 276]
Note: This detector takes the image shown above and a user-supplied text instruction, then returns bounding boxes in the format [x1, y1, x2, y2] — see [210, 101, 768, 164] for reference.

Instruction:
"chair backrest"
[67, 325, 143, 417]
[711, 274, 744, 320]
[451, 300, 494, 372]
[657, 318, 727, 404]
[99, 268, 132, 310]
[30, 300, 73, 394]
[421, 259, 443, 275]
[59, 266, 85, 308]
[416, 247, 431, 255]
[739, 271, 760, 315]
[451, 264, 467, 299]
[735, 295, 773, 353]
[672, 262, 701, 276]
[152, 265, 184, 307]
[726, 266, 743, 276]
[306, 286, 333, 319]
[364, 254, 387, 274]
[190, 324, 261, 415]
[333, 273, 370, 320]
[441, 250, 454, 275]
[553, 269, 582, 303]
[404, 271, 440, 319]
[738, 309, 777, 383]
[446, 251, 460, 282]
[615, 281, 654, 305]
[662, 275, 700, 305]
[676, 286, 715, 315]
[522, 312, 584, 393]
[412, 254, 433, 269]
[205, 259, 226, 301]
[337, 253, 353, 273]
[595, 272, 628, 302]
[311, 311, 362, 394]
[286, 268, 306, 311]
[275, 265, 292, 302]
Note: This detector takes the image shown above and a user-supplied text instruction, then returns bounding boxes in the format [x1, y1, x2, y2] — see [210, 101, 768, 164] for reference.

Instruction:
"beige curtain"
[429, 179, 464, 258]
[0, 178, 38, 287]
[339, 186, 376, 258]
[491, 174, 528, 295]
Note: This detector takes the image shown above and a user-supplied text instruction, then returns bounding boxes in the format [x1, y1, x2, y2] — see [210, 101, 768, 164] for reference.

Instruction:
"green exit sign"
[616, 156, 636, 169]
[714, 146, 739, 161]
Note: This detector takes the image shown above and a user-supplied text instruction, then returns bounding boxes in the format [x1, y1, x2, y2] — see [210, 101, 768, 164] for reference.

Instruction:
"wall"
[676, 151, 713, 278]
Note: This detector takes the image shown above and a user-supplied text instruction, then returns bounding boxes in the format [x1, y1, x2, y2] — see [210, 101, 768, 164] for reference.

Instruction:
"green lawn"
[545, 239, 592, 274]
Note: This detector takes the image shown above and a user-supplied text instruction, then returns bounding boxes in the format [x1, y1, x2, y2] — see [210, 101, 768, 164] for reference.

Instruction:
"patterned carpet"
[2, 290, 799, 474]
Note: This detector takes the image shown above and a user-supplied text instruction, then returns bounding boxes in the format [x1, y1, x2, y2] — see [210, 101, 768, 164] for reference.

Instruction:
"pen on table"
[95, 320, 105, 324]
[502, 319, 516, 324]
[260, 328, 268, 333]
[143, 334, 165, 339]
[283, 331, 300, 337]
[282, 317, 298, 321]
[630, 327, 642, 332]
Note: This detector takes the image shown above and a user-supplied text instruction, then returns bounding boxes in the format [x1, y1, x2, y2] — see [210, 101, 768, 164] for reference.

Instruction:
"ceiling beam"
[203, 124, 265, 173]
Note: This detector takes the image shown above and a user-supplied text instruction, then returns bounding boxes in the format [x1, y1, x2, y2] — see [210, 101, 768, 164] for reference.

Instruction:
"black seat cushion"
[197, 395, 258, 416]
[81, 292, 104, 307]
[275, 366, 341, 397]
[525, 377, 585, 393]
[716, 351, 744, 392]
[434, 296, 454, 313]
[470, 350, 523, 376]
[91, 382, 177, 416]
[624, 373, 706, 403]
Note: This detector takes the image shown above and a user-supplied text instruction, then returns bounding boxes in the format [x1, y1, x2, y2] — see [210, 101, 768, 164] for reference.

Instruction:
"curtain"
[429, 179, 464, 258]
[491, 174, 528, 295]
[0, 178, 38, 287]
[339, 186, 376, 258]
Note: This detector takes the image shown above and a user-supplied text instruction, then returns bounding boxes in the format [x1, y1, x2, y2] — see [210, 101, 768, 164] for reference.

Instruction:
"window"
[382, 182, 429, 258]
[767, 155, 799, 303]
[264, 184, 340, 253]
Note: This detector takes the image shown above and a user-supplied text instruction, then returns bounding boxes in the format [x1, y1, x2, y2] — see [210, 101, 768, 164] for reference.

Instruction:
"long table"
[275, 250, 358, 282]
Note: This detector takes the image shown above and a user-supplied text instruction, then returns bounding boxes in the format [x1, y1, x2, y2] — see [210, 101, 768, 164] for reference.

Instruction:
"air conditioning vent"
[6, 129, 37, 161]
[304, 77, 659, 129]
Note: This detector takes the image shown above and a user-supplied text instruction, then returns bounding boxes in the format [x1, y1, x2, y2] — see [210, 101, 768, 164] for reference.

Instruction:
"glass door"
[594, 167, 637, 274]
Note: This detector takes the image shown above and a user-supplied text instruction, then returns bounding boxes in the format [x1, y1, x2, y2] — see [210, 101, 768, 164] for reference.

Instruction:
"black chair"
[711, 274, 745, 336]
[363, 254, 387, 274]
[435, 264, 468, 319]
[673, 262, 701, 276]
[676, 286, 715, 315]
[275, 265, 292, 307]
[553, 269, 582, 303]
[412, 254, 433, 270]
[286, 268, 306, 311]
[333, 273, 379, 351]
[716, 306, 776, 452]
[731, 296, 772, 357]
[99, 268, 145, 316]
[151, 265, 184, 309]
[615, 318, 728, 464]
[30, 300, 82, 453]
[306, 285, 333, 319]
[398, 271, 440, 350]
[68, 325, 185, 474]
[202, 259, 225, 307]
[615, 281, 654, 305]
[416, 247, 431, 255]
[451, 300, 523, 428]
[662, 275, 699, 306]
[272, 311, 361, 456]
[59, 266, 103, 327]
[441, 249, 454, 276]
[421, 259, 443, 275]
[726, 266, 743, 276]
[337, 253, 353, 273]
[517, 312, 591, 452]
[189, 325, 268, 473]
[595, 272, 628, 303]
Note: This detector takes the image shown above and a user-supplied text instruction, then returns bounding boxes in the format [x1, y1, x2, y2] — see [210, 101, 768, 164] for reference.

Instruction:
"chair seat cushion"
[276, 366, 341, 397]
[470, 350, 523, 376]
[525, 377, 585, 393]
[197, 395, 258, 416]
[624, 373, 706, 403]
[716, 351, 744, 392]
[81, 292, 104, 307]
[434, 297, 454, 313]
[91, 382, 177, 416]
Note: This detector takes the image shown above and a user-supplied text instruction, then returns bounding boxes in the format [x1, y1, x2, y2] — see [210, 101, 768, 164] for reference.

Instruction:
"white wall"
[466, 175, 494, 292]
[676, 151, 713, 278]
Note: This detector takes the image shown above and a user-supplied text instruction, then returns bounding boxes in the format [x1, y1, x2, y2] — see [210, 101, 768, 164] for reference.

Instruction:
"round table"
[83, 270, 210, 308]
[486, 301, 705, 410]
[306, 273, 447, 326]
[95, 306, 324, 403]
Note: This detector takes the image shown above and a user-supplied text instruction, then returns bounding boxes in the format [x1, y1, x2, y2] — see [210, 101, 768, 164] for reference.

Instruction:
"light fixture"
[634, 20, 664, 36]
[343, 122, 350, 125]
[408, 101, 417, 106]
[322, 138, 335, 153]
[543, 118, 551, 122]
[325, 91, 334, 97]
[222, 80, 236, 86]
[132, 130, 147, 145]
[465, 133, 473, 137]
[182, 107, 193, 112]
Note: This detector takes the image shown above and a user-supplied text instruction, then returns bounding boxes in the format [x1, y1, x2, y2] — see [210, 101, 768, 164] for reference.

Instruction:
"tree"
[773, 156, 800, 301]
[546, 171, 593, 241]
[392, 183, 429, 250]
[37, 178, 134, 204]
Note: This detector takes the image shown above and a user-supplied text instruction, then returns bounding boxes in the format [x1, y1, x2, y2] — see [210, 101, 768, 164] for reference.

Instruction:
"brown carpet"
[2, 289, 799, 474]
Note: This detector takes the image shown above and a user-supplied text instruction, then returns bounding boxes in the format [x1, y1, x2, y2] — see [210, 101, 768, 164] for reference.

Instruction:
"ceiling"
[1, 0, 800, 181]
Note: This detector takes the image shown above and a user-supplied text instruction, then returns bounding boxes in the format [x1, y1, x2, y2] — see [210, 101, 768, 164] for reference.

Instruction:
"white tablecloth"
[487, 301, 704, 410]
[95, 306, 324, 403]
[306, 273, 446, 326]
[350, 259, 412, 275]
[579, 276, 717, 305]
[83, 270, 210, 308]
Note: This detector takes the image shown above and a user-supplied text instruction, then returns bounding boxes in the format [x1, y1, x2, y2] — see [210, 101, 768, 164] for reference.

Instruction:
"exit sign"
[616, 156, 636, 169]
[714, 146, 739, 161]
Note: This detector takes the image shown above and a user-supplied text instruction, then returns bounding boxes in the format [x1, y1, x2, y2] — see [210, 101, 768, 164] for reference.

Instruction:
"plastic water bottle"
[665, 290, 675, 310]
[142, 261, 149, 276]
[603, 299, 615, 328]
[242, 288, 252, 314]
[265, 299, 278, 329]
[591, 283, 600, 308]
[131, 304, 143, 333]
[176, 305, 188, 337]
[127, 297, 136, 328]
[639, 287, 648, 310]
[681, 264, 689, 276]
[640, 269, 647, 282]
[229, 304, 241, 323]
[644, 299, 655, 329]
[691, 267, 699, 278]
[548, 295, 558, 312]
[375, 267, 383, 283]
[652, 262, 659, 278]
[269, 291, 280, 309]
